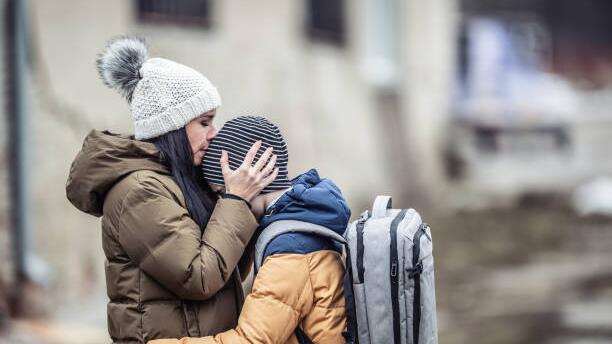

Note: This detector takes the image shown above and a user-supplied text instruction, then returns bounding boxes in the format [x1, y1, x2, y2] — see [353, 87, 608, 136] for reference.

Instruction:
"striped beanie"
[202, 116, 291, 193]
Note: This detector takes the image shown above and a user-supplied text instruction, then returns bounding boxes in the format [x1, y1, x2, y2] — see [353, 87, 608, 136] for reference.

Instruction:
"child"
[150, 116, 350, 344]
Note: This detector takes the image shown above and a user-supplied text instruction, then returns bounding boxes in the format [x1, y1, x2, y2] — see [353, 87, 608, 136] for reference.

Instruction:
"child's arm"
[148, 253, 314, 344]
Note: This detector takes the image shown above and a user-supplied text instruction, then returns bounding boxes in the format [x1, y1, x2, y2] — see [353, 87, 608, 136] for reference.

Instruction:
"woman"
[66, 37, 277, 343]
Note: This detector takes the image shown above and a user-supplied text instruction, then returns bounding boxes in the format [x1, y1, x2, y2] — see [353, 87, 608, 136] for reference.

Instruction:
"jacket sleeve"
[147, 253, 314, 344]
[236, 236, 256, 282]
[117, 173, 258, 300]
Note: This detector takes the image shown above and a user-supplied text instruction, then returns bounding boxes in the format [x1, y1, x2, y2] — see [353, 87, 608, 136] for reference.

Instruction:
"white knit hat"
[96, 36, 221, 140]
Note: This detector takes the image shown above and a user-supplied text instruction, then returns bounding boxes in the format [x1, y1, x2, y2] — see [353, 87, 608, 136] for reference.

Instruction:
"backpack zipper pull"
[421, 223, 432, 241]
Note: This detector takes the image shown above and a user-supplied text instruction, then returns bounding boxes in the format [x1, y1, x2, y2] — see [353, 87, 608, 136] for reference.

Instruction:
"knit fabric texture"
[131, 57, 221, 139]
[202, 116, 291, 193]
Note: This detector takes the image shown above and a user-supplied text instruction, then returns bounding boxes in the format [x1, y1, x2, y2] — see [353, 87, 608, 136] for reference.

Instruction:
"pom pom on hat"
[96, 36, 149, 102]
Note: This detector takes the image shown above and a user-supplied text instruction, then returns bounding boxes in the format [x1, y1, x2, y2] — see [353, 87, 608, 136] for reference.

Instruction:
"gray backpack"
[253, 195, 437, 344]
[343, 195, 438, 344]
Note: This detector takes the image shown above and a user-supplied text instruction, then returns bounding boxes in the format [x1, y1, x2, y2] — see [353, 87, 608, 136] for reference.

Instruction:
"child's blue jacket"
[260, 169, 351, 259]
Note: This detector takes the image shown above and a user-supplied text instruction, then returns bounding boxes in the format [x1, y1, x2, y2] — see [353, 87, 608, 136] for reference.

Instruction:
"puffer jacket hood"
[259, 168, 351, 234]
[66, 130, 169, 217]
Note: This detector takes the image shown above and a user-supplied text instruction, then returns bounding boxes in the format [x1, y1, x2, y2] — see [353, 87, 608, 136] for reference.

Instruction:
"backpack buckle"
[407, 262, 423, 278]
[391, 260, 398, 278]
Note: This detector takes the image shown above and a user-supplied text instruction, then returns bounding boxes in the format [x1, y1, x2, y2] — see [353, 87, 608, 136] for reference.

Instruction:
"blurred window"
[306, 0, 345, 46]
[136, 0, 211, 28]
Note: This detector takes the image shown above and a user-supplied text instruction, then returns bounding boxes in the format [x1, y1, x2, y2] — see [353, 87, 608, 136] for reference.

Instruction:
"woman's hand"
[220, 140, 279, 202]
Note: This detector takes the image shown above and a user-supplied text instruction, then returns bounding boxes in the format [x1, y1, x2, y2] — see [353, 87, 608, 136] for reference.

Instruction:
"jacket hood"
[259, 169, 351, 234]
[66, 130, 169, 217]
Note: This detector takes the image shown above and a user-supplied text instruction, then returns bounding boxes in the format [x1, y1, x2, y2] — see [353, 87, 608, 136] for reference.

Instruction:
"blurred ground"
[434, 206, 612, 344]
[2, 204, 611, 344]
[0, 291, 106, 344]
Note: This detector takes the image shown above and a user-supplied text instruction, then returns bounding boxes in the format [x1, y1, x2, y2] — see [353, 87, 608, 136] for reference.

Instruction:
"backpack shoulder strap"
[254, 220, 347, 271]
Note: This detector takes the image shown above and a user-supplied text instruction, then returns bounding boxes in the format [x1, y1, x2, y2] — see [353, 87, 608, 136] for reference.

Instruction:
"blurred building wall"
[18, 0, 459, 310]
[400, 0, 458, 207]
[31, 0, 397, 201]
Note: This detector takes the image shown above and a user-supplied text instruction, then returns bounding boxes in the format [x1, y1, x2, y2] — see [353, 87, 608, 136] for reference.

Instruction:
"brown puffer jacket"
[66, 130, 258, 344]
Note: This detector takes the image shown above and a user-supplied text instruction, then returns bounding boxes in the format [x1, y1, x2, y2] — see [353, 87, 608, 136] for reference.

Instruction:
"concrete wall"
[23, 0, 423, 308]
[1, 0, 494, 313]
[400, 0, 459, 208]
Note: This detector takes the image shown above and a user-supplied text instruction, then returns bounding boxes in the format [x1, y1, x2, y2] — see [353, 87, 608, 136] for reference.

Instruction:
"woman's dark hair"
[148, 127, 216, 230]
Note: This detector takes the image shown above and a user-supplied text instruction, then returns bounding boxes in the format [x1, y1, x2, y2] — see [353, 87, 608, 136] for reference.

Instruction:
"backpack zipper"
[356, 216, 369, 283]
[389, 209, 408, 344]
[409, 223, 429, 344]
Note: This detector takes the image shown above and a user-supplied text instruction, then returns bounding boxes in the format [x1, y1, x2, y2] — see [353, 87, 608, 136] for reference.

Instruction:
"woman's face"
[185, 110, 218, 166]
